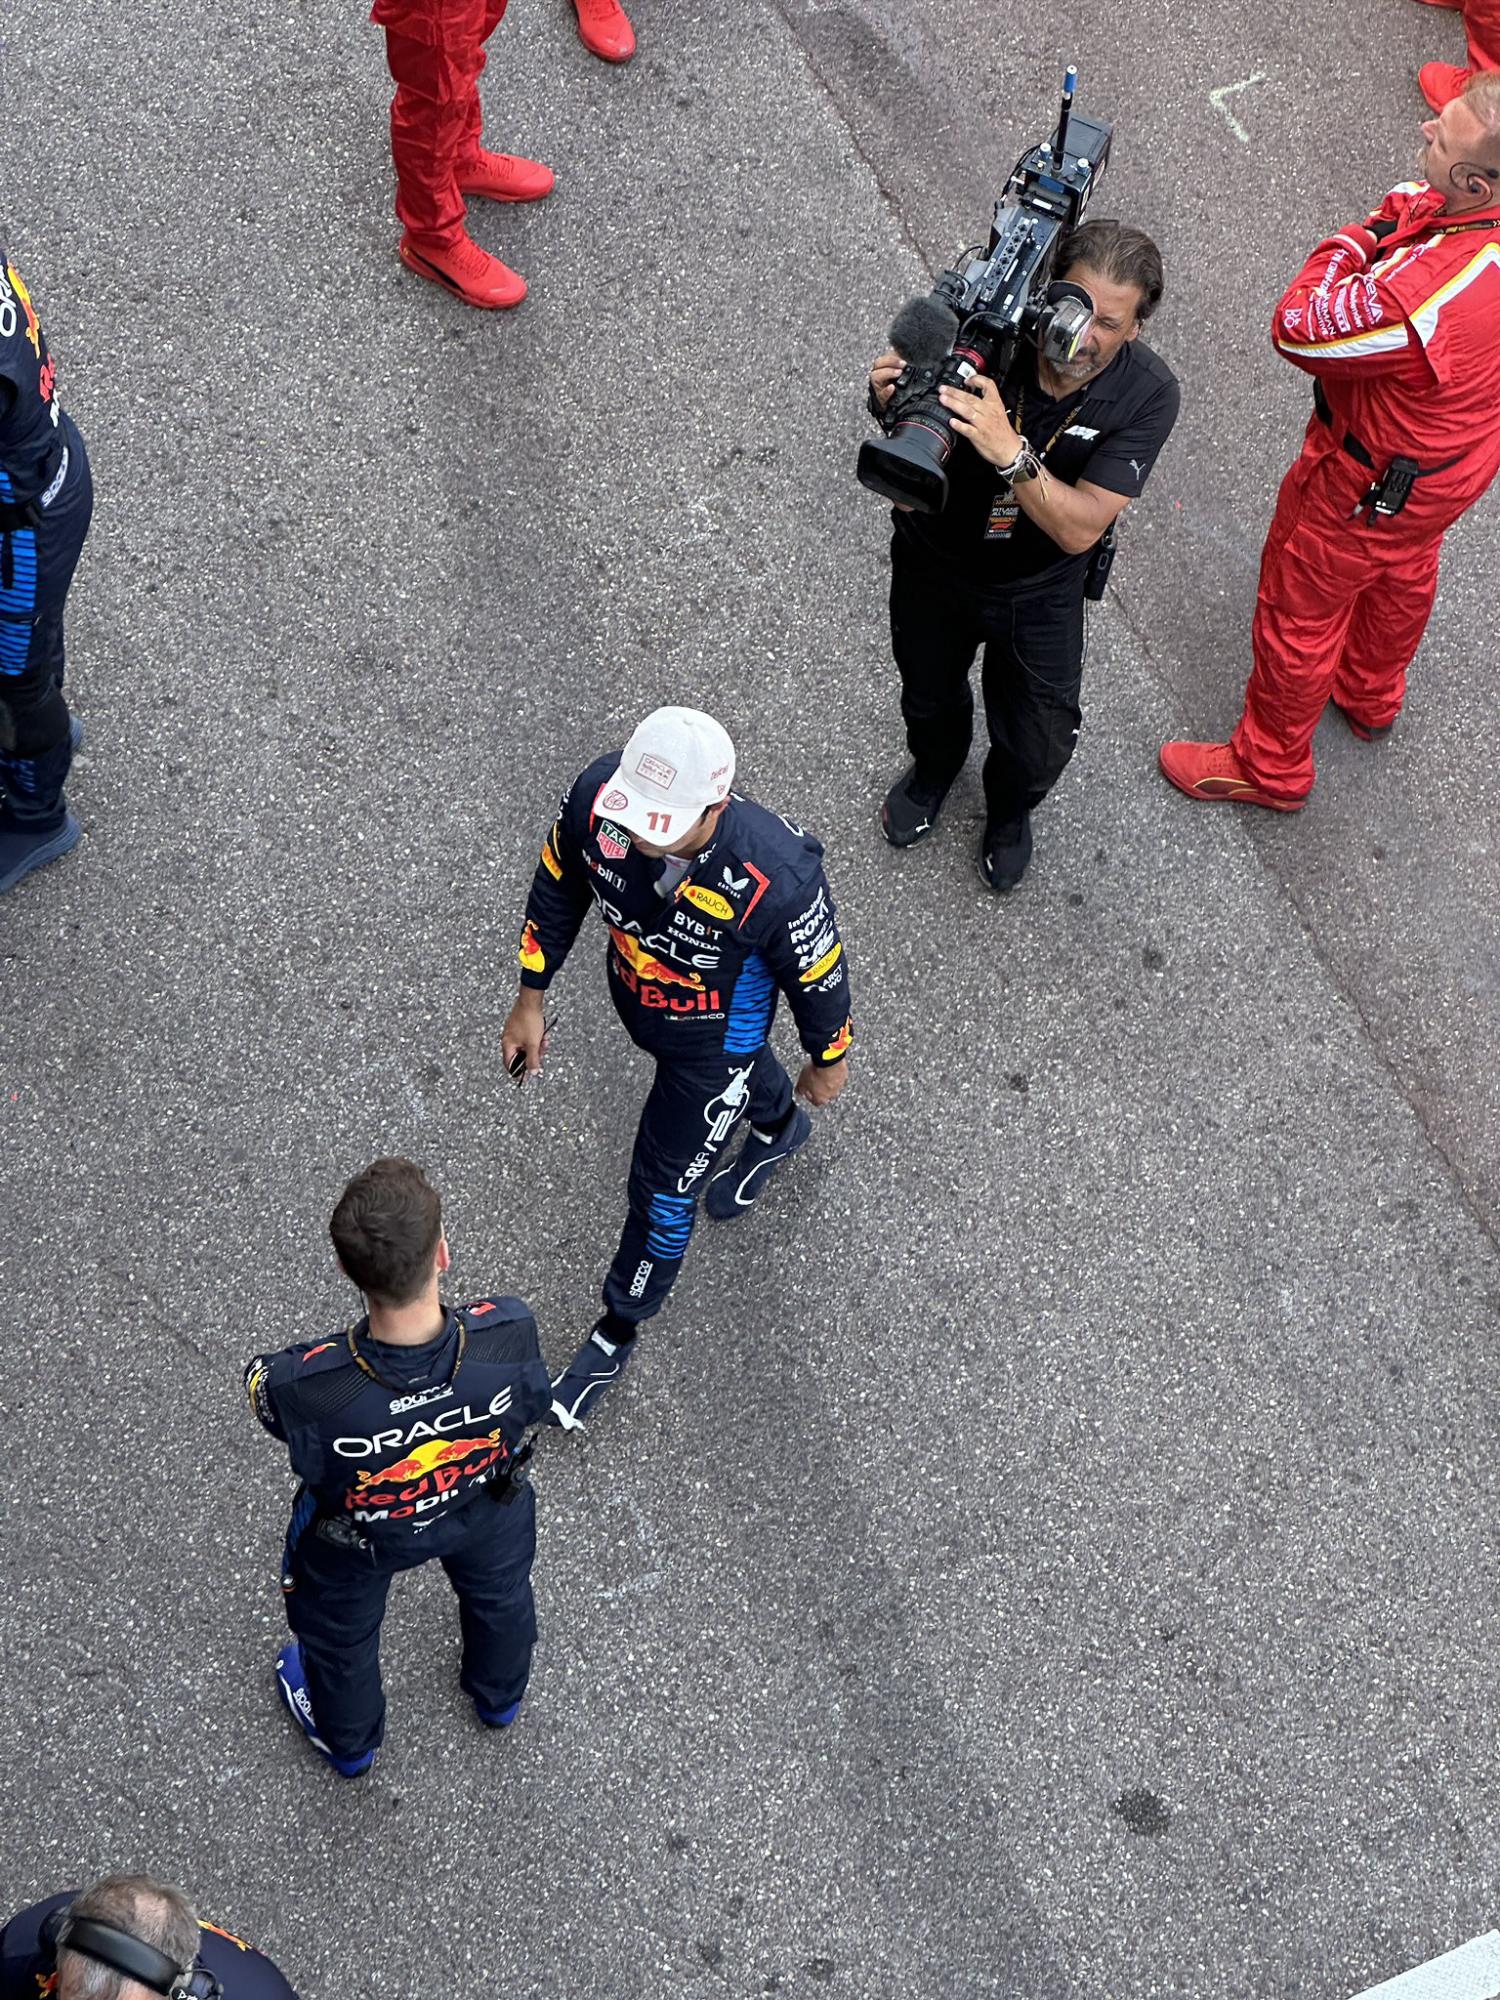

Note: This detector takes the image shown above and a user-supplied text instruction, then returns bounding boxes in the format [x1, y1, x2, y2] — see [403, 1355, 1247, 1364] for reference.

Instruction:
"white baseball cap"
[596, 706, 736, 842]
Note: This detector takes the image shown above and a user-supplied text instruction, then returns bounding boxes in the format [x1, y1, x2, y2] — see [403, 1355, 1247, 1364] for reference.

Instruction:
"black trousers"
[285, 1484, 537, 1761]
[889, 534, 1086, 833]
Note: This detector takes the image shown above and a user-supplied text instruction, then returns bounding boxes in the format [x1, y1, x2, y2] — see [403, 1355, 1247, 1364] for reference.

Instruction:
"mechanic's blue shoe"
[473, 1694, 523, 1729]
[69, 715, 83, 754]
[0, 808, 80, 896]
[275, 1641, 375, 1778]
[549, 1319, 637, 1431]
[704, 1104, 812, 1219]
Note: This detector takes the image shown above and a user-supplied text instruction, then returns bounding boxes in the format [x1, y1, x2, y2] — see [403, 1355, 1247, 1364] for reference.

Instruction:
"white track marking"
[1350, 1931, 1500, 2000]
[1209, 73, 1268, 145]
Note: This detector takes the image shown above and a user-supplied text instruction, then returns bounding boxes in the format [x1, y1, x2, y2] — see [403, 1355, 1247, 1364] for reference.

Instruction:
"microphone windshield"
[888, 295, 960, 369]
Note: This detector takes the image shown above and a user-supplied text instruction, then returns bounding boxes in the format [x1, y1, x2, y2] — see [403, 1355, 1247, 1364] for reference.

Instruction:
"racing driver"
[1, 1873, 301, 1999]
[1161, 74, 1500, 809]
[245, 1157, 554, 1777]
[502, 706, 854, 1430]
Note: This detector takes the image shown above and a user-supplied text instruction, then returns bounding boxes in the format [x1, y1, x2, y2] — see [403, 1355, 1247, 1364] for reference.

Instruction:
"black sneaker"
[881, 764, 950, 848]
[549, 1319, 638, 1431]
[978, 814, 1033, 893]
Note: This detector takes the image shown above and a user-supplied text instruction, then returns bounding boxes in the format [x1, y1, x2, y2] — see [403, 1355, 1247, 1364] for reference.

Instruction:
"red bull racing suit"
[0, 250, 92, 828]
[245, 1297, 553, 1763]
[519, 756, 854, 1324]
[1232, 181, 1500, 798]
[0, 1894, 300, 1998]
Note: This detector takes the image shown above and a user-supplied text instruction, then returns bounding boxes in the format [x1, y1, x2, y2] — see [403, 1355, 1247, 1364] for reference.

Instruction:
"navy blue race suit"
[0, 253, 92, 825]
[518, 755, 854, 1323]
[0, 1894, 300, 1999]
[245, 1297, 554, 1762]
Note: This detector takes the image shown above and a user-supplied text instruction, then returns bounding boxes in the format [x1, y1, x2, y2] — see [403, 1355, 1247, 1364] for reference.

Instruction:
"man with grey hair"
[1162, 73, 1500, 810]
[0, 1875, 300, 1998]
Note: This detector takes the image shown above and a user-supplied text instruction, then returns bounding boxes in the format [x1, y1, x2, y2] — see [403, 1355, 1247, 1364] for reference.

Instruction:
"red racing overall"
[1232, 181, 1500, 797]
[372, 0, 507, 245]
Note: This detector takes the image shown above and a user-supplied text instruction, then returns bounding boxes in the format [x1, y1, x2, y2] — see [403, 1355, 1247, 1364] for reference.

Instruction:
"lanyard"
[1010, 384, 1090, 469]
[346, 1309, 467, 1392]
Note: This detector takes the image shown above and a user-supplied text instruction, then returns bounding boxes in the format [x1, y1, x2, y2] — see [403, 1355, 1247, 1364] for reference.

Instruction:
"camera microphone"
[888, 294, 960, 369]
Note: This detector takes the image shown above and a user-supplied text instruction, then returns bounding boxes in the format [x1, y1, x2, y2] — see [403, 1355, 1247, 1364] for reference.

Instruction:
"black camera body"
[859, 68, 1113, 515]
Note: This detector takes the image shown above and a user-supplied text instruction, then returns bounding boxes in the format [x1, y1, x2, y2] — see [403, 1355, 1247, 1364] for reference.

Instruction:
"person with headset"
[245, 1156, 555, 1777]
[1161, 75, 1500, 811]
[0, 1873, 300, 1998]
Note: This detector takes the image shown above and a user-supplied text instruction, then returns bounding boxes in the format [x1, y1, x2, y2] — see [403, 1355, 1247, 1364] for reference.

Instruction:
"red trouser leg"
[1464, 0, 1500, 69]
[1331, 533, 1443, 731]
[1232, 447, 1368, 798]
[457, 0, 509, 166]
[375, 0, 491, 244]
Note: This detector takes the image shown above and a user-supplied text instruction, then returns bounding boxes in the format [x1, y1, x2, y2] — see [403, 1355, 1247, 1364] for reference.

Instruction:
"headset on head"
[39, 1907, 224, 2000]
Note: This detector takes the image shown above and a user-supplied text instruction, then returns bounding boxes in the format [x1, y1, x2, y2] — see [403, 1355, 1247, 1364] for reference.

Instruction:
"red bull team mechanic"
[244, 1158, 554, 1777]
[1161, 75, 1500, 808]
[0, 1874, 300, 1999]
[502, 707, 853, 1430]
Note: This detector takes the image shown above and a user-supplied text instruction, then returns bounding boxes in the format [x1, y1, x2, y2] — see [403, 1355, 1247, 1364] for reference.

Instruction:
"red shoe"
[455, 149, 555, 203]
[574, 0, 635, 62]
[398, 230, 527, 309]
[1157, 740, 1304, 812]
[1419, 60, 1471, 110]
[1410, 0, 1461, 8]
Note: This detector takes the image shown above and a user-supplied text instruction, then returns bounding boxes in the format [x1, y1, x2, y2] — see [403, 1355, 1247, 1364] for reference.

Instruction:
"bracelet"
[993, 435, 1032, 481]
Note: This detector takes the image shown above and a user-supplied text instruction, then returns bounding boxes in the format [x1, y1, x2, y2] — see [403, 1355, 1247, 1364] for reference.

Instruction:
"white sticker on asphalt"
[1350, 1931, 1500, 2000]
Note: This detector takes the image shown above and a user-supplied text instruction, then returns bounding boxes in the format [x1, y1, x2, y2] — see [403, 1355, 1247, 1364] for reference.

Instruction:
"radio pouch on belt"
[1364, 457, 1419, 520]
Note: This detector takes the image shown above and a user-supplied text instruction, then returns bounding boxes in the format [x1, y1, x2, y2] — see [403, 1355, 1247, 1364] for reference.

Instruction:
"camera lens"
[857, 423, 954, 515]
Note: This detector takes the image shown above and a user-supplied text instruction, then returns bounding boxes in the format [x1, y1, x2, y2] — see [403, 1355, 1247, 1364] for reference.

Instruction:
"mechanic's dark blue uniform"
[519, 756, 854, 1323]
[245, 1297, 554, 1764]
[0, 1894, 300, 1999]
[0, 252, 92, 825]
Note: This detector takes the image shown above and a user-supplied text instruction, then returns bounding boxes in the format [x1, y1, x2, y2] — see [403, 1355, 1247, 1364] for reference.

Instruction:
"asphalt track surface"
[1, 1, 1498, 1996]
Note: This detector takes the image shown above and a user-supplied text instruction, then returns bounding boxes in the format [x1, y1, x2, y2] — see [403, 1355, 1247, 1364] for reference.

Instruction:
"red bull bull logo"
[347, 1428, 507, 1521]
[519, 920, 546, 974]
[609, 927, 722, 1012]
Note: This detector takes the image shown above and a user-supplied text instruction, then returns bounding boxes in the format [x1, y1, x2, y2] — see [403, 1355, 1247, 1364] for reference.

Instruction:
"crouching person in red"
[1161, 76, 1500, 810]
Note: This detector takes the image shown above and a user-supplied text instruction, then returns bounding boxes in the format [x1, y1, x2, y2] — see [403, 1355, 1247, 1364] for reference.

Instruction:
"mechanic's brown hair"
[1056, 218, 1165, 322]
[330, 1156, 443, 1305]
[57, 1875, 199, 2000]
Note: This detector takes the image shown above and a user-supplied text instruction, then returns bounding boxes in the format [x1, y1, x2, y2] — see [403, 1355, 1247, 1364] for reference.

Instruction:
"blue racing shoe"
[0, 808, 80, 896]
[549, 1319, 637, 1431]
[704, 1104, 812, 1219]
[473, 1695, 523, 1729]
[275, 1641, 375, 1778]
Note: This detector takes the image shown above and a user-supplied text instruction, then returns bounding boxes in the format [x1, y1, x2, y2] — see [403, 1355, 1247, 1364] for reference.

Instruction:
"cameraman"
[870, 218, 1180, 891]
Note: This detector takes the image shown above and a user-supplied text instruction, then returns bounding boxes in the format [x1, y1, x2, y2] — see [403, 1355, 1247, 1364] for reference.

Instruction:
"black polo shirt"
[893, 337, 1180, 593]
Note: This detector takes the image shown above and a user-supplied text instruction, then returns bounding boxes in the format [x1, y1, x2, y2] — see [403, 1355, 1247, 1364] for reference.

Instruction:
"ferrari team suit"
[1419, 0, 1500, 107]
[0, 251, 92, 885]
[245, 1296, 553, 1765]
[0, 1894, 300, 1999]
[374, 0, 509, 247]
[518, 756, 854, 1329]
[886, 339, 1179, 844]
[1230, 181, 1500, 799]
